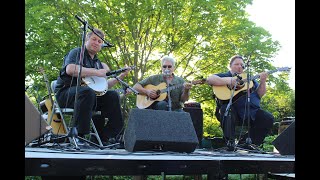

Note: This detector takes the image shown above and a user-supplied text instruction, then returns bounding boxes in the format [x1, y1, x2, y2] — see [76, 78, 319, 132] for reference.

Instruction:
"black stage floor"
[25, 143, 295, 179]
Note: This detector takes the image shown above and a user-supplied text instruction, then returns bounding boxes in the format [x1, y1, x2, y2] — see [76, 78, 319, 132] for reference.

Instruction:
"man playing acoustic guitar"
[54, 28, 132, 146]
[206, 55, 274, 150]
[133, 55, 194, 112]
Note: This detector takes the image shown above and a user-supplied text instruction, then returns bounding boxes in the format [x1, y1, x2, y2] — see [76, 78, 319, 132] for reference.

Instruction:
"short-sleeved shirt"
[55, 47, 104, 92]
[137, 74, 186, 110]
[215, 71, 261, 120]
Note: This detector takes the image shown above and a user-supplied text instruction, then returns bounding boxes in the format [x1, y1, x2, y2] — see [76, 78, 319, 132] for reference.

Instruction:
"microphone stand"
[75, 15, 114, 47]
[106, 75, 139, 149]
[164, 71, 172, 111]
[68, 16, 107, 150]
[222, 74, 238, 151]
[112, 75, 139, 95]
[235, 57, 262, 153]
[64, 18, 88, 150]
[245, 58, 252, 146]
[167, 84, 172, 111]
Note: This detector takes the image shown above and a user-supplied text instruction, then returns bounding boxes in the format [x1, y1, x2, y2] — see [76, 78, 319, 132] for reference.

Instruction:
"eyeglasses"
[162, 65, 172, 68]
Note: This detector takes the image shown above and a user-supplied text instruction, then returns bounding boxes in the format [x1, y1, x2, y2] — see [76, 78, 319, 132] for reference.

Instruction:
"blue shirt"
[215, 71, 261, 121]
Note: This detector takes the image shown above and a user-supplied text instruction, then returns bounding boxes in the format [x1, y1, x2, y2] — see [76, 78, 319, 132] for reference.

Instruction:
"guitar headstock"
[38, 67, 49, 82]
[276, 67, 291, 72]
[38, 67, 45, 74]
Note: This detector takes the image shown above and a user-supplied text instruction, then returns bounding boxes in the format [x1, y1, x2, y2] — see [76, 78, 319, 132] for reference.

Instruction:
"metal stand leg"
[90, 119, 104, 147]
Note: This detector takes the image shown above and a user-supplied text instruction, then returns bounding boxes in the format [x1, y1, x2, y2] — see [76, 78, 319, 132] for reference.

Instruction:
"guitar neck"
[160, 84, 183, 94]
[41, 70, 54, 104]
[244, 69, 280, 82]
[159, 79, 204, 94]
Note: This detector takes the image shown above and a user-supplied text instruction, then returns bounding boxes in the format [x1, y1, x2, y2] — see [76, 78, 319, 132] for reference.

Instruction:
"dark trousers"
[219, 108, 274, 146]
[249, 109, 274, 145]
[56, 86, 124, 139]
[92, 90, 124, 141]
[56, 86, 96, 135]
[148, 101, 184, 112]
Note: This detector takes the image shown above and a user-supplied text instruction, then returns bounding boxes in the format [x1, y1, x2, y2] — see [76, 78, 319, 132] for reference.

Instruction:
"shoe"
[226, 140, 235, 151]
[240, 143, 261, 151]
[108, 138, 116, 144]
[104, 137, 125, 149]
[237, 132, 248, 144]
[90, 136, 109, 146]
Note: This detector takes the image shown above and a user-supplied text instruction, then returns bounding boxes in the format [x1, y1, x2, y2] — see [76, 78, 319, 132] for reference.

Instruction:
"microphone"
[164, 69, 170, 76]
[75, 15, 85, 25]
[241, 64, 246, 69]
[101, 42, 114, 48]
[106, 67, 130, 76]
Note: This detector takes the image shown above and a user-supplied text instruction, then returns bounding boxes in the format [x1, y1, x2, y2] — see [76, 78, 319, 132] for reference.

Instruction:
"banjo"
[82, 66, 135, 96]
[82, 76, 108, 96]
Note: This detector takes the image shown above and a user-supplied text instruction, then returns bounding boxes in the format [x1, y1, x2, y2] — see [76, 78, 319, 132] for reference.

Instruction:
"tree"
[25, 0, 293, 137]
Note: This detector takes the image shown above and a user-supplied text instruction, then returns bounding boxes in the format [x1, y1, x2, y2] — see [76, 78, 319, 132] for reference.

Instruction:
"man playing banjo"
[54, 28, 132, 146]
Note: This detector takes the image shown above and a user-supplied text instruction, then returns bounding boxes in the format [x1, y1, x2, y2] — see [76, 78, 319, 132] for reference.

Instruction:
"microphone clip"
[233, 73, 244, 85]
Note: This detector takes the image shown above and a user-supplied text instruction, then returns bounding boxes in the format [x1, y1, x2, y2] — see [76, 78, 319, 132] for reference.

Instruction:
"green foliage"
[203, 116, 223, 138]
[261, 135, 277, 152]
[26, 0, 294, 138]
[261, 84, 295, 122]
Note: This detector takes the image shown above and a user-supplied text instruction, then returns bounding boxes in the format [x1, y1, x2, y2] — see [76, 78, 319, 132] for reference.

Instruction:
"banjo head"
[82, 76, 108, 96]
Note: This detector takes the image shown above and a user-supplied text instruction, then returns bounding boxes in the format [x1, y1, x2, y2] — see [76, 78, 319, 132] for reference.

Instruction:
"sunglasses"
[162, 65, 172, 68]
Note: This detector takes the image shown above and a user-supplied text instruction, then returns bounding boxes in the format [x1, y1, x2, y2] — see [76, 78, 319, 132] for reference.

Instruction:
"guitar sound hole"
[53, 119, 62, 123]
[151, 95, 160, 100]
[235, 84, 245, 90]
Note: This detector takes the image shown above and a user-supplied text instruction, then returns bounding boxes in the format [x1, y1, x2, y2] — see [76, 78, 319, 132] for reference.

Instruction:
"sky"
[245, 0, 295, 90]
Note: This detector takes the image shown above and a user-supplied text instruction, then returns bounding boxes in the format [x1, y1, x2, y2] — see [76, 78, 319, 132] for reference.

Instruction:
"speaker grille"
[124, 109, 199, 153]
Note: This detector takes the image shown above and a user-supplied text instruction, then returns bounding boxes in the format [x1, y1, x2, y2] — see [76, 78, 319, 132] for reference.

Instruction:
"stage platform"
[25, 143, 295, 179]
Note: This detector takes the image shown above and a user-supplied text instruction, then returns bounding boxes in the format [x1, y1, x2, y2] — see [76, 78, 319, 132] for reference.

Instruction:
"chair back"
[51, 80, 58, 93]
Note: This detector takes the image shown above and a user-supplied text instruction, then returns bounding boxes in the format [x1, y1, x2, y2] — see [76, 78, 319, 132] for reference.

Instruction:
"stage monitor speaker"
[124, 109, 199, 153]
[25, 94, 50, 145]
[272, 120, 295, 155]
[183, 105, 203, 147]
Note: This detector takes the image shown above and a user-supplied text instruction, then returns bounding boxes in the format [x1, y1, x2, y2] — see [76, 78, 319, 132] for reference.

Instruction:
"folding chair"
[50, 80, 105, 148]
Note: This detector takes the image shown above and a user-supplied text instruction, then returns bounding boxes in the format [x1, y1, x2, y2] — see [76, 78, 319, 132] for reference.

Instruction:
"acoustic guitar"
[40, 68, 67, 135]
[136, 79, 205, 109]
[212, 67, 291, 101]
